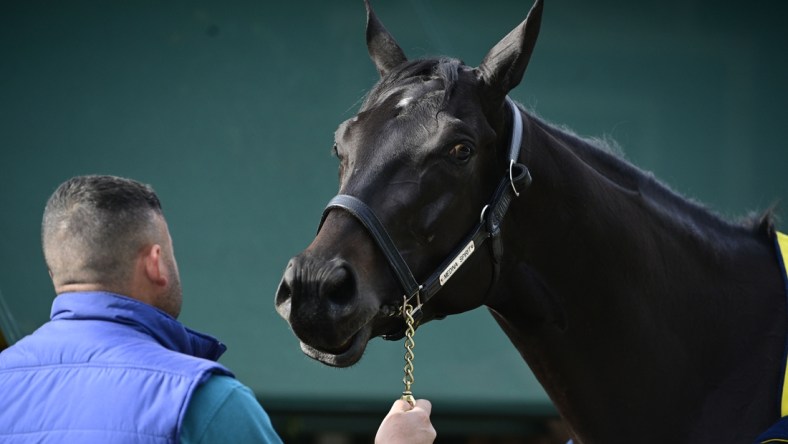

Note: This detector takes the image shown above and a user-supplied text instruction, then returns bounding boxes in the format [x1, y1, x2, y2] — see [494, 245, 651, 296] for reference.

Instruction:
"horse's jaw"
[298, 324, 373, 368]
[275, 299, 371, 368]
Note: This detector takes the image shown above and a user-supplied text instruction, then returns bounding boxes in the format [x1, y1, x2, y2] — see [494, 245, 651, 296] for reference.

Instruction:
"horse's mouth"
[297, 310, 408, 366]
[299, 325, 373, 367]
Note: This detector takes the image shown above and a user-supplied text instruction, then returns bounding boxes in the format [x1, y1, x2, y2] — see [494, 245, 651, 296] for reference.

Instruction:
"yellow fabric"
[779, 232, 788, 281]
[777, 232, 788, 417]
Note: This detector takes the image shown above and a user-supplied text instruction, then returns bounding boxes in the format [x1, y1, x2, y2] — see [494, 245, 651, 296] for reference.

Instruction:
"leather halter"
[318, 97, 532, 333]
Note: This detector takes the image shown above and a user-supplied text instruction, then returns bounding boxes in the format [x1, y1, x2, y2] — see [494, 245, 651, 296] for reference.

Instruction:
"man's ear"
[142, 244, 168, 287]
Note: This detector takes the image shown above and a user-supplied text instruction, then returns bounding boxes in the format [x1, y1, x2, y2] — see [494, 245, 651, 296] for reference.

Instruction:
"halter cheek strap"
[318, 97, 531, 335]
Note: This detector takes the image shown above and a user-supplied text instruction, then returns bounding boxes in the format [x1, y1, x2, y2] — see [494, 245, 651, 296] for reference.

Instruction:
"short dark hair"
[42, 175, 164, 288]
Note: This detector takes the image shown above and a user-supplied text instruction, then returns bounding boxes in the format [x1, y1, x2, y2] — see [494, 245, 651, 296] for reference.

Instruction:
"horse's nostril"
[275, 260, 297, 307]
[321, 262, 356, 306]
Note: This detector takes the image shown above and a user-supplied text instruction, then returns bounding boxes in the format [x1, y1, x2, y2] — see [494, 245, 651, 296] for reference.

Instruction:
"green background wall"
[1, 0, 786, 437]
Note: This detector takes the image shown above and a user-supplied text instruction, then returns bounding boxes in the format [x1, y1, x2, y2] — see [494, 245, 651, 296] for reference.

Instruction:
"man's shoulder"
[186, 375, 262, 420]
[181, 375, 283, 443]
[192, 374, 250, 403]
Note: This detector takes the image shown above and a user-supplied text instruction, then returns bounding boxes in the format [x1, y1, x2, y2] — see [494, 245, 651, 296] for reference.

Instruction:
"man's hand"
[375, 398, 436, 444]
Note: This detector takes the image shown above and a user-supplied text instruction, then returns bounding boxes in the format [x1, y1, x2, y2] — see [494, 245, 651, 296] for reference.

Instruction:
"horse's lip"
[299, 325, 372, 368]
[380, 318, 407, 341]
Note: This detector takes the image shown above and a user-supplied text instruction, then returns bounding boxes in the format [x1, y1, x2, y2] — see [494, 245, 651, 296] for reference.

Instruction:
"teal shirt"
[181, 375, 283, 444]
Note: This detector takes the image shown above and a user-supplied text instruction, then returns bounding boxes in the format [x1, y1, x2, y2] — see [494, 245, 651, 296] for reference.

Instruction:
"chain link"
[400, 296, 417, 406]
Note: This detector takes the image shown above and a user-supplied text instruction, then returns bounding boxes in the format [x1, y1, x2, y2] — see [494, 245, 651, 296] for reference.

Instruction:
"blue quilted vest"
[0, 291, 233, 443]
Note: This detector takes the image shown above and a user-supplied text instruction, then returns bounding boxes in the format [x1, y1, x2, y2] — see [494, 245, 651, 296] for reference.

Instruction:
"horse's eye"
[448, 143, 473, 163]
[332, 143, 341, 158]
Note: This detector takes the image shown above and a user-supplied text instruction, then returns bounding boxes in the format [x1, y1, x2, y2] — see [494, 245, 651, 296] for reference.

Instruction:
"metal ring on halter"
[509, 159, 520, 197]
[479, 204, 491, 224]
[408, 285, 424, 313]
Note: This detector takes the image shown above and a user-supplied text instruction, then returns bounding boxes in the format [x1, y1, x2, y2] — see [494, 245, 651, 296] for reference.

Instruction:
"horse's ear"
[365, 0, 407, 77]
[475, 0, 543, 105]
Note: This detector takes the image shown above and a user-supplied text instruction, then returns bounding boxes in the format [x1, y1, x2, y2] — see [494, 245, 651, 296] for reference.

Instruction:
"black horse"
[275, 1, 787, 442]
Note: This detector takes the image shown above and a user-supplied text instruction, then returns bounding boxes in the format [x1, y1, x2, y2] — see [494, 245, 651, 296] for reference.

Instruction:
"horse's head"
[276, 0, 543, 367]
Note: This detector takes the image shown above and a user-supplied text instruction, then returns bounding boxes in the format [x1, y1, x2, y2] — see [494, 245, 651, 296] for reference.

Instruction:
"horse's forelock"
[364, 58, 463, 113]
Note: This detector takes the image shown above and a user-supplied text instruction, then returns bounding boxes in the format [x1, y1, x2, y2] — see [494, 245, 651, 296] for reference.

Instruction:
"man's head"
[42, 175, 182, 317]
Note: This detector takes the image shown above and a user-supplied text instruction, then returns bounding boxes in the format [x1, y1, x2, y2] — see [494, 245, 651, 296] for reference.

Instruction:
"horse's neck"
[487, 112, 787, 443]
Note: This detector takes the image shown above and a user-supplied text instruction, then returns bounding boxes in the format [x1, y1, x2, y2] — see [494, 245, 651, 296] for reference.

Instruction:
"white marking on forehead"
[396, 96, 413, 108]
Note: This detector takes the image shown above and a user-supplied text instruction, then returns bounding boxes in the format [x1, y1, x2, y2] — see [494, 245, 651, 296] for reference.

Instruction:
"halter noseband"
[318, 97, 531, 336]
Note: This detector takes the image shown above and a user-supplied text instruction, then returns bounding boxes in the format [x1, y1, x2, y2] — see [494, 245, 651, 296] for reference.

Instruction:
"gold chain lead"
[400, 296, 417, 406]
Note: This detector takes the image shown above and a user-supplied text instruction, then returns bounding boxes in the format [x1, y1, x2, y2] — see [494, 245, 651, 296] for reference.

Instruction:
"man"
[0, 175, 436, 443]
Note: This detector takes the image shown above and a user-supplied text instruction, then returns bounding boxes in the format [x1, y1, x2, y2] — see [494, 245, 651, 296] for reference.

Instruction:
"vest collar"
[51, 291, 227, 361]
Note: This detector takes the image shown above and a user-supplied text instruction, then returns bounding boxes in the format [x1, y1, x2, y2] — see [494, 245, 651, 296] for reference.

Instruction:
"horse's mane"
[526, 111, 778, 241]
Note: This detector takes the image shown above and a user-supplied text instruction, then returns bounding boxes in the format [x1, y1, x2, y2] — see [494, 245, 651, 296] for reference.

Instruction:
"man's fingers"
[390, 399, 414, 413]
[376, 398, 436, 444]
[413, 399, 432, 415]
[389, 398, 432, 414]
